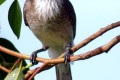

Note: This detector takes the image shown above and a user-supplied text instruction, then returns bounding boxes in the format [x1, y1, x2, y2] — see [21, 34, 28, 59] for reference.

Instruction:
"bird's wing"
[23, 0, 32, 26]
[65, 0, 76, 39]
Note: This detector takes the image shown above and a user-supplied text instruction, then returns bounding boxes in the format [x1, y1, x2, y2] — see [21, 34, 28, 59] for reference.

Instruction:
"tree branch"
[0, 64, 10, 73]
[0, 21, 120, 79]
[70, 35, 120, 61]
[0, 21, 120, 63]
[26, 35, 120, 79]
[59, 21, 120, 58]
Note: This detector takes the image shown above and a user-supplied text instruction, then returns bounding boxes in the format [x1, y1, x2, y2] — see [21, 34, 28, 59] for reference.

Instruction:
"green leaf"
[0, 38, 18, 79]
[0, 0, 6, 5]
[4, 61, 24, 80]
[0, 38, 29, 79]
[4, 68, 24, 80]
[8, 0, 22, 39]
[0, 38, 18, 63]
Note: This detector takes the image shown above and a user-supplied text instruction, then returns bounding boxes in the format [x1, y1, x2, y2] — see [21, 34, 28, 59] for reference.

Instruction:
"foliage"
[8, 0, 22, 39]
[0, 0, 32, 79]
[0, 0, 120, 80]
[4, 60, 24, 80]
[0, 38, 28, 80]
[0, 0, 6, 5]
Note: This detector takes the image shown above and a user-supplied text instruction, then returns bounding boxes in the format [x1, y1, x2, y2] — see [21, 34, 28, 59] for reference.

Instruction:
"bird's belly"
[30, 23, 73, 48]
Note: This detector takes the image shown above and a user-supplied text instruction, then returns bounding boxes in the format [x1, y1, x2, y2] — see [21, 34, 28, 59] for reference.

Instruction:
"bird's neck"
[33, 0, 63, 21]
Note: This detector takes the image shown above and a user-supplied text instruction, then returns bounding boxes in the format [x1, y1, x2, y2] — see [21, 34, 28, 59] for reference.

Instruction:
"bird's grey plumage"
[24, 0, 76, 80]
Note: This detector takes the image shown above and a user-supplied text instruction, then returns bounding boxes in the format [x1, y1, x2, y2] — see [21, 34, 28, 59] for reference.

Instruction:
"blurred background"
[0, 0, 120, 80]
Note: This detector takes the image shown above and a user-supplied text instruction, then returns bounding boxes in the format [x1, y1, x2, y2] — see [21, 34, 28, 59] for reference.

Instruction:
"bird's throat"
[34, 0, 63, 21]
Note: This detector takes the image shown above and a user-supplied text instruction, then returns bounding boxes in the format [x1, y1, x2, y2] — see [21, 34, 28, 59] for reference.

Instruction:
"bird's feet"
[30, 47, 48, 65]
[30, 50, 39, 65]
[64, 42, 73, 64]
[64, 47, 72, 64]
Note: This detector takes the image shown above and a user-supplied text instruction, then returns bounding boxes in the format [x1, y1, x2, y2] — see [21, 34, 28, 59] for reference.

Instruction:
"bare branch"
[0, 46, 47, 63]
[25, 64, 54, 79]
[71, 35, 120, 61]
[25, 69, 36, 80]
[0, 21, 120, 80]
[0, 21, 120, 63]
[0, 64, 10, 73]
[24, 35, 120, 79]
[28, 63, 46, 80]
[59, 21, 120, 58]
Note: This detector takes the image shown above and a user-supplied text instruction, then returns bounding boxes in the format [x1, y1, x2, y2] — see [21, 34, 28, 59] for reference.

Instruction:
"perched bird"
[23, 0, 76, 80]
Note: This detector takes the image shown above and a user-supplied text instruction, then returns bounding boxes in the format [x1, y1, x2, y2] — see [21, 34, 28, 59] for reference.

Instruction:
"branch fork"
[0, 21, 120, 80]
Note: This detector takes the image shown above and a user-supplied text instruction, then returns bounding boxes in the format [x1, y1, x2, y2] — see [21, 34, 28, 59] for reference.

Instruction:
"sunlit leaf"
[4, 68, 24, 80]
[4, 61, 24, 80]
[8, 0, 22, 39]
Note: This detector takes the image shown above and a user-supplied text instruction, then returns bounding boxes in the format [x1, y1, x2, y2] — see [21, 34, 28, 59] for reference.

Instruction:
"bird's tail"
[55, 63, 72, 80]
[48, 48, 72, 80]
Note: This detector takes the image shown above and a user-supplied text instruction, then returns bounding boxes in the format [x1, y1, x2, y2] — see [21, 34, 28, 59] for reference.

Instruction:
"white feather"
[34, 0, 63, 21]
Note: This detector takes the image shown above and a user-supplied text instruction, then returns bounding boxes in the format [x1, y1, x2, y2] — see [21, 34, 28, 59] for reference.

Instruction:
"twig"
[70, 35, 120, 61]
[0, 21, 120, 63]
[0, 46, 47, 63]
[0, 59, 21, 74]
[0, 21, 120, 79]
[24, 64, 54, 79]
[10, 58, 21, 72]
[24, 69, 36, 80]
[0, 64, 10, 73]
[28, 63, 46, 80]
[34, 35, 120, 64]
[25, 35, 120, 80]
[59, 21, 120, 58]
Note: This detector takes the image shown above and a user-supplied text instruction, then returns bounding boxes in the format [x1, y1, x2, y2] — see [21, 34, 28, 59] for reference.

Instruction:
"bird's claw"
[30, 51, 38, 65]
[30, 47, 49, 65]
[64, 48, 72, 64]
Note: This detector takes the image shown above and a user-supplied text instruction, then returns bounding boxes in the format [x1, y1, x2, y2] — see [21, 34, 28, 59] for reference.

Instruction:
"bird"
[23, 0, 76, 80]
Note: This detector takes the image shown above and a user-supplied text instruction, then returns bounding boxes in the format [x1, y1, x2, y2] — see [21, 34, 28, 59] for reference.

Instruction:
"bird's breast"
[30, 18, 73, 49]
[26, 0, 73, 48]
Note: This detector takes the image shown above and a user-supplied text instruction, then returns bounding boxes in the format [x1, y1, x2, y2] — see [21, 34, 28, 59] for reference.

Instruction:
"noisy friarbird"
[23, 0, 76, 80]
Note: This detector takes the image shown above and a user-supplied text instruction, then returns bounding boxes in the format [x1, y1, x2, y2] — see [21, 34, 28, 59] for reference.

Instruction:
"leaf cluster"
[0, 0, 28, 79]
